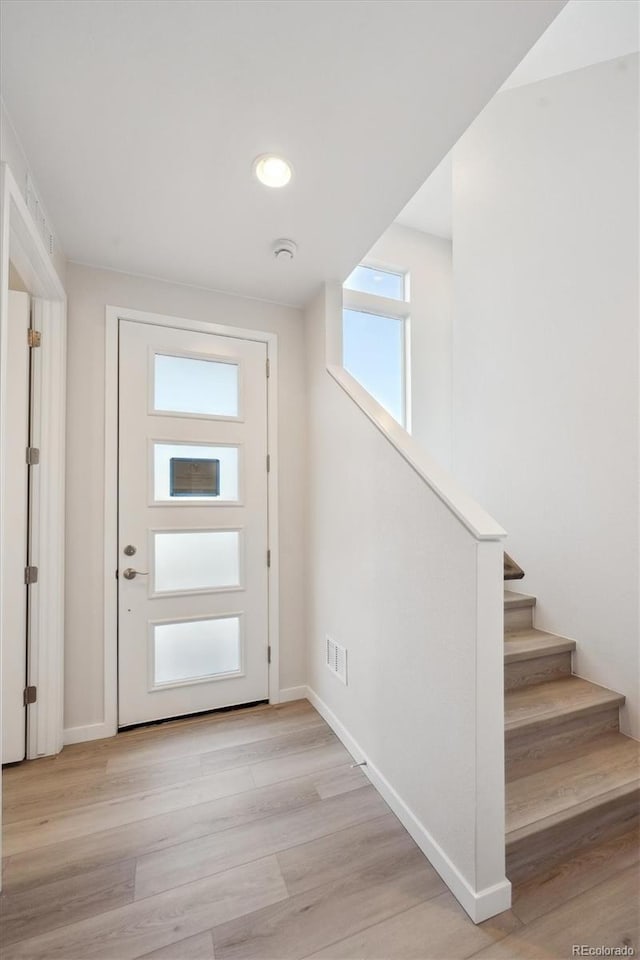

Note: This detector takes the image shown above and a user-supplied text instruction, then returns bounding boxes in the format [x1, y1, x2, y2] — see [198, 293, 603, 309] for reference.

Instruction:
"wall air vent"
[326, 635, 347, 685]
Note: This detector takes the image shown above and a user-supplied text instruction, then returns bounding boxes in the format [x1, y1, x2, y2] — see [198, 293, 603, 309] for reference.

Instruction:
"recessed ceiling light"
[253, 155, 293, 188]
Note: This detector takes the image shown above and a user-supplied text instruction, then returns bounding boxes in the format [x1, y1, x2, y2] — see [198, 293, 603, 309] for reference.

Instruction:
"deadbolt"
[124, 544, 137, 556]
[123, 568, 149, 580]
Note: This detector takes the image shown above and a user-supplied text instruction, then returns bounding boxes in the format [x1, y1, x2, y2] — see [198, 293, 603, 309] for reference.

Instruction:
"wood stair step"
[504, 629, 576, 663]
[505, 676, 624, 777]
[504, 590, 536, 632]
[506, 734, 640, 883]
[501, 583, 634, 886]
[507, 735, 640, 836]
[506, 715, 622, 782]
[504, 629, 576, 691]
[505, 676, 625, 735]
[504, 591, 536, 611]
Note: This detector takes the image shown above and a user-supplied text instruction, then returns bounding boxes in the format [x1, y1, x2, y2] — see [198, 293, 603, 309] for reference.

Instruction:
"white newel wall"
[304, 284, 508, 922]
[452, 53, 639, 738]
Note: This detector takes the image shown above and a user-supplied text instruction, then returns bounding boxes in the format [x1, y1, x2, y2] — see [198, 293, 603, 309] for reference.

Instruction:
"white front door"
[118, 319, 270, 727]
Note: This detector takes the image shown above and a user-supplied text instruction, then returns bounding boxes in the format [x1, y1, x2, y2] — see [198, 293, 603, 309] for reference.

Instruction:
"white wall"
[452, 53, 639, 737]
[64, 262, 307, 733]
[304, 286, 509, 922]
[363, 223, 453, 468]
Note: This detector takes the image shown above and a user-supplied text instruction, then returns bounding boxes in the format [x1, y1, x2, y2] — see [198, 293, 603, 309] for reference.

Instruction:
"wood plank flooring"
[2, 700, 638, 959]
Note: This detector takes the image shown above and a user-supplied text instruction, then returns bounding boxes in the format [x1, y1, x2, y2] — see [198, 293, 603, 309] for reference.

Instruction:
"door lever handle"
[123, 568, 149, 580]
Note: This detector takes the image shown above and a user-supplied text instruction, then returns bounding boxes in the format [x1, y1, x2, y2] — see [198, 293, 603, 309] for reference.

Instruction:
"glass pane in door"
[154, 354, 239, 417]
[153, 530, 241, 593]
[153, 616, 242, 686]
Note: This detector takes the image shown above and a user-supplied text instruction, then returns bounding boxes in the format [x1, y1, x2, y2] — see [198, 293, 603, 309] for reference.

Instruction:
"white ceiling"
[396, 0, 639, 240]
[395, 153, 453, 240]
[0, 0, 564, 306]
[503, 0, 639, 90]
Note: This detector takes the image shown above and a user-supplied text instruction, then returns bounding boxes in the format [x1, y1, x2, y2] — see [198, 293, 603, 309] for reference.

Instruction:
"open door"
[1, 290, 31, 763]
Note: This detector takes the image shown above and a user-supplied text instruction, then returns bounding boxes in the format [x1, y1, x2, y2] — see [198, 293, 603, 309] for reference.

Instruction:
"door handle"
[123, 568, 149, 580]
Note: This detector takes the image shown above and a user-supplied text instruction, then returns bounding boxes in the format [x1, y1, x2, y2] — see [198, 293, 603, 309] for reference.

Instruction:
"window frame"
[343, 263, 408, 302]
[342, 262, 412, 431]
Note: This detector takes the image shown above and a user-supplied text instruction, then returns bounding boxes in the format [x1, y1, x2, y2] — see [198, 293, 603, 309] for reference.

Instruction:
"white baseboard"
[306, 686, 511, 924]
[278, 685, 309, 703]
[63, 721, 117, 746]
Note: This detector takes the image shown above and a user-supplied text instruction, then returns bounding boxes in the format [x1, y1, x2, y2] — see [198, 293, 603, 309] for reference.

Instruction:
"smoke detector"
[273, 239, 297, 261]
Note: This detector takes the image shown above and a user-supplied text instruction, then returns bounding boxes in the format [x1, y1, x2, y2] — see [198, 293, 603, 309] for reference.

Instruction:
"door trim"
[101, 305, 280, 741]
[0, 163, 67, 761]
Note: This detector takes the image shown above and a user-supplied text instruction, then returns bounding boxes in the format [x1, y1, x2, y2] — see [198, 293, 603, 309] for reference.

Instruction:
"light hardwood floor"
[1, 700, 638, 959]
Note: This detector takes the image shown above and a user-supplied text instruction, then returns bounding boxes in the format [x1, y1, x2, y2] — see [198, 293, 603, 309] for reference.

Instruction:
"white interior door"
[2, 291, 30, 763]
[118, 319, 270, 727]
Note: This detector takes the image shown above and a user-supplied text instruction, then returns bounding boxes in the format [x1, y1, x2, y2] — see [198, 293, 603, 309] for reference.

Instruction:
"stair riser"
[505, 652, 572, 691]
[506, 707, 620, 781]
[505, 606, 533, 632]
[506, 787, 640, 885]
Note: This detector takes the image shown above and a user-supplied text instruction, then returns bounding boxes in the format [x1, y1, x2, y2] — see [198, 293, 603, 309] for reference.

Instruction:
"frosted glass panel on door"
[154, 443, 239, 502]
[154, 354, 239, 417]
[154, 530, 241, 593]
[153, 616, 241, 686]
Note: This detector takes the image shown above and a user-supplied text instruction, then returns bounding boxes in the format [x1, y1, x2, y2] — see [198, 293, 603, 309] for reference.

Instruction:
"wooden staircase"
[503, 590, 640, 884]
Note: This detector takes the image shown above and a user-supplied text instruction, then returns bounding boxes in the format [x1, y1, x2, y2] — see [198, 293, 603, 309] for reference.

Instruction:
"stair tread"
[506, 734, 640, 841]
[504, 629, 576, 663]
[505, 676, 625, 733]
[504, 590, 536, 610]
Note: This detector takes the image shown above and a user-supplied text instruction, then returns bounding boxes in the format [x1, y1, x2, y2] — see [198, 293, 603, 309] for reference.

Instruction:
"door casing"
[0, 163, 67, 763]
[103, 306, 280, 740]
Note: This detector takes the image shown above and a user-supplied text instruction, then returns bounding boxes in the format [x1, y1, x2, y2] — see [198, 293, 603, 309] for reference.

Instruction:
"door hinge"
[23, 685, 37, 706]
[266, 454, 271, 473]
[267, 549, 271, 568]
[266, 357, 270, 378]
[267, 645, 272, 664]
[24, 565, 38, 585]
[28, 329, 42, 348]
[26, 447, 40, 465]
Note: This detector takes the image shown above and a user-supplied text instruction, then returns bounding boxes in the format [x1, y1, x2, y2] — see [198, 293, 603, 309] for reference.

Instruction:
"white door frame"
[0, 162, 67, 760]
[103, 305, 280, 736]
